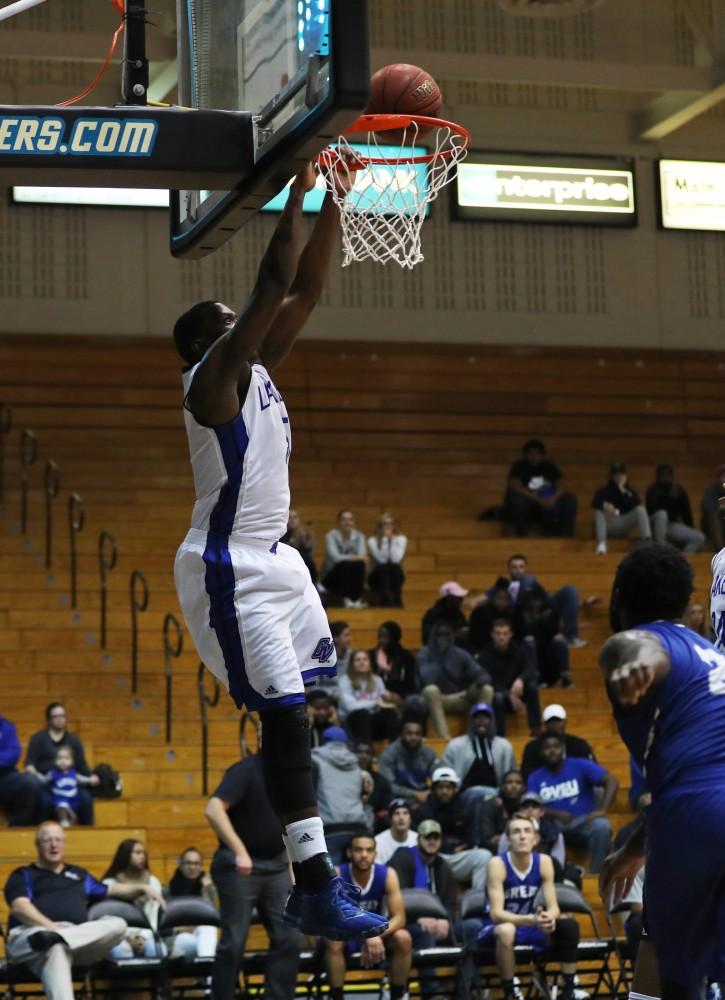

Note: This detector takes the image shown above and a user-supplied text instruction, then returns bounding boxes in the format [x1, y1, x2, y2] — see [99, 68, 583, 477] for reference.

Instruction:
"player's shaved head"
[612, 543, 694, 630]
[173, 301, 233, 366]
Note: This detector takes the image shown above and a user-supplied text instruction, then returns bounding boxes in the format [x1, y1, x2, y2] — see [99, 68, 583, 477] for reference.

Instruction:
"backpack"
[92, 763, 123, 798]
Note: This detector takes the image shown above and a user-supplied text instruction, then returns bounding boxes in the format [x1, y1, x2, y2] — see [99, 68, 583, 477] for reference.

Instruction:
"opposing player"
[458, 814, 580, 1000]
[324, 832, 411, 1000]
[711, 484, 725, 652]
[172, 163, 387, 940]
[599, 544, 725, 1000]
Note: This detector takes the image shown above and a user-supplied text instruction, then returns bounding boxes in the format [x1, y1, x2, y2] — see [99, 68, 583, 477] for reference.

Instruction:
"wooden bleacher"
[0, 334, 722, 944]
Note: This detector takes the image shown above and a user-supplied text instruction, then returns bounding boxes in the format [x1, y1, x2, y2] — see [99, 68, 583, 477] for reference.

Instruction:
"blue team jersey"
[339, 862, 388, 915]
[613, 621, 725, 797]
[483, 851, 542, 921]
[526, 757, 606, 816]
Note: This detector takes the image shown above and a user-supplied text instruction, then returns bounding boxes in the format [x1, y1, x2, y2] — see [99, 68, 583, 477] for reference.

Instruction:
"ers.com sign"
[659, 159, 725, 231]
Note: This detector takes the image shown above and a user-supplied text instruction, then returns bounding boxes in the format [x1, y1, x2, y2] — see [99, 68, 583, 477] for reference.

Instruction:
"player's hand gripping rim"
[598, 846, 643, 906]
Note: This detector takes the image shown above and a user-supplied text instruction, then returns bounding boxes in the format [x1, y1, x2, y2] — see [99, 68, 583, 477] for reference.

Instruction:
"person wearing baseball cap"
[412, 766, 492, 891]
[420, 582, 469, 645]
[439, 702, 516, 815]
[374, 799, 417, 865]
[591, 462, 652, 555]
[520, 704, 597, 781]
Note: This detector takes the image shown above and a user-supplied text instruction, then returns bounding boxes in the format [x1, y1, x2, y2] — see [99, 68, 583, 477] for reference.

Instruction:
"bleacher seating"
[0, 335, 722, 991]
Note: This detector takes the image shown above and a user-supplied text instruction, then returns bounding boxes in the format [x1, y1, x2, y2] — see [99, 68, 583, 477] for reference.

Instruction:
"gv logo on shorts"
[311, 638, 335, 663]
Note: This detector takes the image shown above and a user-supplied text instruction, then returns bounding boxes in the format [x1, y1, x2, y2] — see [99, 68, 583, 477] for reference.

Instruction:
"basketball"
[365, 63, 443, 141]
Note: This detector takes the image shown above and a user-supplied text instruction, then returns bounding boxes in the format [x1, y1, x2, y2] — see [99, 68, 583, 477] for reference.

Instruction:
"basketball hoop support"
[122, 0, 149, 106]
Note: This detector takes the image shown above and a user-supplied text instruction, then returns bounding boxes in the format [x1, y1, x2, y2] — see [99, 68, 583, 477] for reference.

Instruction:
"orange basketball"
[364, 64, 443, 143]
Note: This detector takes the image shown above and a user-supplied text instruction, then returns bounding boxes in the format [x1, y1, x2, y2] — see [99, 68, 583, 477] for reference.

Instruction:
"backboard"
[171, 0, 370, 259]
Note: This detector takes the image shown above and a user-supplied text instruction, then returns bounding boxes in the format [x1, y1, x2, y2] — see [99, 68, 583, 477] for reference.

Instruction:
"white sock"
[285, 817, 327, 863]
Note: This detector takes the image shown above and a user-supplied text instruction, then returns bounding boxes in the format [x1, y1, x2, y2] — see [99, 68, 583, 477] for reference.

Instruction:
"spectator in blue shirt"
[526, 733, 618, 873]
[0, 713, 42, 826]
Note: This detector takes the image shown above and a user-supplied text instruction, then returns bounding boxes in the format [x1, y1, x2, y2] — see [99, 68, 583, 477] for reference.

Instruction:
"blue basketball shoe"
[283, 876, 389, 940]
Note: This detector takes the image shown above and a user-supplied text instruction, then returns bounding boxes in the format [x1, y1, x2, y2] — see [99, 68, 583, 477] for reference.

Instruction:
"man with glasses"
[390, 819, 458, 1000]
[4, 822, 164, 1000]
[24, 703, 98, 825]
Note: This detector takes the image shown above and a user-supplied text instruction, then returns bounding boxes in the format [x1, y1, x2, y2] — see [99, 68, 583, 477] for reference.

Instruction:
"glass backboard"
[171, 0, 370, 258]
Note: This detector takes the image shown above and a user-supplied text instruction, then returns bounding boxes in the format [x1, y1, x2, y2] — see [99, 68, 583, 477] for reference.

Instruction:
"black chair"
[606, 900, 636, 996]
[88, 899, 167, 999]
[161, 897, 220, 999]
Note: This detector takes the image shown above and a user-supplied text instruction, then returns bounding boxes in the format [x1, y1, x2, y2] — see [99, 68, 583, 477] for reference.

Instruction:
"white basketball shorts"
[174, 530, 337, 711]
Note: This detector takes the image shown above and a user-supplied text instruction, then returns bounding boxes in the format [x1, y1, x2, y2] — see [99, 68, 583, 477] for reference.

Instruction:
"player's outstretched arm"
[260, 165, 354, 372]
[185, 167, 316, 426]
[599, 630, 670, 707]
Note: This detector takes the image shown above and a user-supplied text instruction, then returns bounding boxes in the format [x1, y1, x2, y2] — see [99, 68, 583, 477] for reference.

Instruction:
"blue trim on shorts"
[202, 414, 306, 713]
[302, 665, 338, 685]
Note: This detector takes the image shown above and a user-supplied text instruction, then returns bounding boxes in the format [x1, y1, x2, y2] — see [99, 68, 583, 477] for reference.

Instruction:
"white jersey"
[712, 548, 725, 653]
[181, 362, 291, 541]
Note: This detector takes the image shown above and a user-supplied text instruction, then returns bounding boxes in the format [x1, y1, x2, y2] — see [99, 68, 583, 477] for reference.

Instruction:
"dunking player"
[599, 543, 725, 1000]
[172, 163, 387, 941]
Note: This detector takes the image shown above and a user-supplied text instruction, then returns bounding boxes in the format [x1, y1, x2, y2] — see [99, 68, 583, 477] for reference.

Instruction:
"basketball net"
[318, 116, 470, 269]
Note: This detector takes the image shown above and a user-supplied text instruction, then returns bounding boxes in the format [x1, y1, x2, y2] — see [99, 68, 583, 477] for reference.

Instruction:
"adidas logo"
[264, 685, 278, 696]
[297, 832, 314, 844]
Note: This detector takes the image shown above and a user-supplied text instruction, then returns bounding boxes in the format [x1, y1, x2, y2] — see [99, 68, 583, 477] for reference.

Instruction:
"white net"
[318, 119, 469, 269]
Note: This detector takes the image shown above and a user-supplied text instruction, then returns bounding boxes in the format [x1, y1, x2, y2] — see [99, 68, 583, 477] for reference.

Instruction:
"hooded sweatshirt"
[440, 721, 516, 790]
[416, 622, 491, 695]
[378, 737, 438, 804]
[311, 741, 366, 827]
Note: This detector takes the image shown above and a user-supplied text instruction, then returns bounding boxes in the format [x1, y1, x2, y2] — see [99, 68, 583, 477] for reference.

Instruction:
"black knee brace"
[551, 917, 579, 964]
[259, 704, 316, 818]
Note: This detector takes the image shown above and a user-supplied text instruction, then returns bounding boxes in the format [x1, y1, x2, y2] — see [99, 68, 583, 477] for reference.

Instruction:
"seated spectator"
[468, 579, 514, 653]
[646, 464, 705, 553]
[367, 512, 407, 607]
[307, 689, 339, 747]
[617, 865, 645, 961]
[441, 704, 516, 812]
[103, 839, 165, 958]
[4, 821, 162, 1000]
[592, 462, 652, 555]
[478, 620, 542, 736]
[25, 703, 98, 827]
[478, 770, 525, 855]
[700, 463, 725, 552]
[520, 704, 596, 781]
[312, 727, 368, 863]
[375, 799, 418, 864]
[281, 509, 318, 582]
[39, 747, 96, 830]
[0, 711, 42, 826]
[413, 766, 492, 890]
[378, 720, 438, 809]
[317, 620, 352, 697]
[389, 819, 457, 1000]
[353, 739, 393, 833]
[418, 622, 494, 740]
[497, 792, 567, 881]
[513, 586, 571, 688]
[480, 553, 592, 649]
[457, 815, 580, 1000]
[369, 621, 420, 714]
[503, 439, 577, 538]
[338, 649, 400, 742]
[165, 847, 218, 960]
[421, 581, 469, 645]
[527, 733, 618, 873]
[322, 510, 368, 608]
[324, 832, 411, 1000]
[683, 601, 714, 642]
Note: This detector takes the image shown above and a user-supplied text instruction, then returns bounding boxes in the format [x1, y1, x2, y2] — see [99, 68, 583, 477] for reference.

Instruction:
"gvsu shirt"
[526, 758, 606, 817]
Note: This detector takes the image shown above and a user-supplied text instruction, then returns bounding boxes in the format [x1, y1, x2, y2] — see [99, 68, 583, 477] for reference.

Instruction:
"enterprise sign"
[659, 159, 725, 231]
[455, 154, 636, 226]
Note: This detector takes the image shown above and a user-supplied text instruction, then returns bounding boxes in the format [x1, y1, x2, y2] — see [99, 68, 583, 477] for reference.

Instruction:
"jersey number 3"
[695, 644, 725, 695]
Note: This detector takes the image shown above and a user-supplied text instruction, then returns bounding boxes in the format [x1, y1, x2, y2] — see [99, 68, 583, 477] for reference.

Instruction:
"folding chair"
[87, 898, 167, 1000]
[161, 896, 220, 1000]
[606, 901, 636, 997]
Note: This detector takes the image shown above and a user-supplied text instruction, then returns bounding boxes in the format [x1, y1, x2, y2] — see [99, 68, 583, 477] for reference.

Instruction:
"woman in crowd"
[338, 649, 401, 742]
[165, 846, 218, 960]
[322, 509, 368, 608]
[368, 620, 421, 715]
[683, 600, 714, 640]
[367, 512, 407, 607]
[103, 839, 165, 957]
[281, 509, 317, 583]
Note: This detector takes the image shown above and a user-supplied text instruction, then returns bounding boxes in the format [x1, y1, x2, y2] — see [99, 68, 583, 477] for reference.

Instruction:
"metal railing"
[0, 403, 12, 503]
[19, 429, 37, 535]
[67, 493, 85, 608]
[162, 613, 183, 743]
[129, 569, 149, 693]
[98, 530, 117, 649]
[197, 663, 220, 796]
[44, 459, 60, 569]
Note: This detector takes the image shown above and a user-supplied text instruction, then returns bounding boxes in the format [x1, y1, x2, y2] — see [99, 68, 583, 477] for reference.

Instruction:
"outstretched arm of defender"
[599, 630, 670, 706]
[186, 166, 316, 425]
